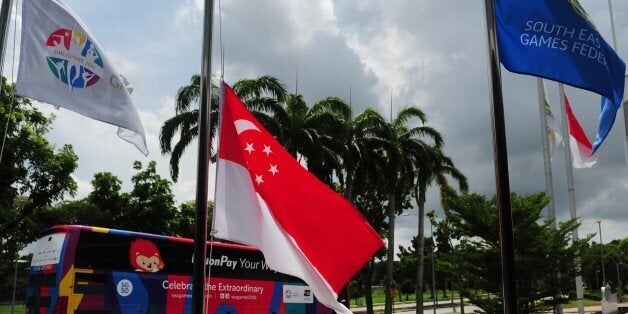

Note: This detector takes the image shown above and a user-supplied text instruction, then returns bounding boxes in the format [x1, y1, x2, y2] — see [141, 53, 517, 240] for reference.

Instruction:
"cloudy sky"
[2, 0, 627, 253]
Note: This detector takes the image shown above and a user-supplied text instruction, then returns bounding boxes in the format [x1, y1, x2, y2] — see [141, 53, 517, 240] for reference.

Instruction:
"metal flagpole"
[558, 83, 584, 314]
[0, 0, 13, 77]
[607, 0, 628, 164]
[431, 221, 437, 314]
[192, 0, 215, 313]
[537, 78, 557, 230]
[608, 0, 618, 50]
[537, 79, 563, 314]
[597, 221, 607, 286]
[483, 0, 518, 312]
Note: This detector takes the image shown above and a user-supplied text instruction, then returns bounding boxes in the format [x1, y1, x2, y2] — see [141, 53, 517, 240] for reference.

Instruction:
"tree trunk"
[384, 191, 396, 314]
[415, 185, 427, 314]
[344, 171, 355, 202]
[359, 262, 376, 314]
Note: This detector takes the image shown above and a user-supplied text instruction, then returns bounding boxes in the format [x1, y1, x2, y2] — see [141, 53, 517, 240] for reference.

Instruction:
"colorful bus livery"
[26, 225, 334, 313]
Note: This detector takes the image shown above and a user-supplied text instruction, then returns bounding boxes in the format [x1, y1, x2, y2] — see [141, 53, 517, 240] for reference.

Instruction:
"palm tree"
[159, 75, 287, 182]
[240, 90, 352, 185]
[414, 147, 468, 313]
[378, 106, 443, 314]
[334, 108, 390, 203]
[320, 105, 389, 314]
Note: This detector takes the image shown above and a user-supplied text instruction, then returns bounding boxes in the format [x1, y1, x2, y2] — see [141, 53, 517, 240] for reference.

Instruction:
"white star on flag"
[255, 174, 264, 185]
[263, 144, 273, 156]
[268, 164, 279, 175]
[244, 142, 255, 154]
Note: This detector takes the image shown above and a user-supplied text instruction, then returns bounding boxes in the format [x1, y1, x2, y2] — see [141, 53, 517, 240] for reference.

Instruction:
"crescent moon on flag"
[234, 119, 261, 135]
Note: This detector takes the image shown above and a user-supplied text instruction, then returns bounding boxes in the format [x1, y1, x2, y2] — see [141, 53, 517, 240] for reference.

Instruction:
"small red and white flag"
[214, 83, 383, 313]
[564, 94, 597, 168]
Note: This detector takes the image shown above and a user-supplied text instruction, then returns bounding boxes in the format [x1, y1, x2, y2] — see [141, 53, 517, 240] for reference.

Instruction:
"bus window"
[26, 232, 66, 313]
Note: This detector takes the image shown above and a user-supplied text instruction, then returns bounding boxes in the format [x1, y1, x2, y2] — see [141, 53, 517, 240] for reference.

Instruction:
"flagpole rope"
[0, 0, 21, 167]
[218, 0, 224, 81]
[205, 1, 224, 311]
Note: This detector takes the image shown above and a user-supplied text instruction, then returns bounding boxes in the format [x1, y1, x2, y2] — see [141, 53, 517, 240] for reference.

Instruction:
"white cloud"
[9, 0, 626, 247]
[175, 0, 204, 27]
[68, 175, 92, 201]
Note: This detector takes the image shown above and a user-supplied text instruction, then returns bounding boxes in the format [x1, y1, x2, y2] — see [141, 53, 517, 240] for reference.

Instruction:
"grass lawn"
[0, 304, 25, 314]
[350, 289, 461, 307]
[564, 298, 601, 308]
[1, 291, 603, 313]
[350, 289, 604, 310]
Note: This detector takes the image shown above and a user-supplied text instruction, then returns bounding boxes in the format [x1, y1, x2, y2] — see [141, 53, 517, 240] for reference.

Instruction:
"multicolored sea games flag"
[545, 99, 563, 160]
[16, 0, 148, 155]
[496, 0, 626, 154]
[564, 94, 598, 168]
[214, 83, 384, 314]
[540, 81, 563, 159]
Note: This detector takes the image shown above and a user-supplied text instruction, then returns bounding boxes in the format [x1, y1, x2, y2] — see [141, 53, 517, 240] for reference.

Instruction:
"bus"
[25, 225, 335, 313]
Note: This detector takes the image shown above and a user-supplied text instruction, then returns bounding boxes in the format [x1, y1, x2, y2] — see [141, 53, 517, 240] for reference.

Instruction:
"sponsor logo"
[117, 279, 133, 297]
[45, 27, 104, 89]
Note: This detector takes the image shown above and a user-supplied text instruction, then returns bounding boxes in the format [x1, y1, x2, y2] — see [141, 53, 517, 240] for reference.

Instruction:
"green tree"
[441, 187, 591, 312]
[169, 200, 214, 238]
[580, 238, 628, 292]
[88, 172, 129, 227]
[352, 184, 388, 314]
[262, 94, 347, 184]
[397, 233, 438, 293]
[414, 147, 468, 313]
[36, 199, 103, 227]
[117, 161, 177, 234]
[331, 107, 389, 203]
[379, 107, 441, 314]
[0, 77, 78, 300]
[160, 75, 286, 182]
[0, 78, 78, 234]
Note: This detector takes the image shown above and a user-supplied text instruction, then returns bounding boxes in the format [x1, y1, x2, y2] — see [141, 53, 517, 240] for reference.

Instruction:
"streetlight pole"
[431, 221, 437, 314]
[596, 270, 600, 289]
[617, 263, 623, 302]
[10, 257, 18, 314]
[597, 221, 607, 287]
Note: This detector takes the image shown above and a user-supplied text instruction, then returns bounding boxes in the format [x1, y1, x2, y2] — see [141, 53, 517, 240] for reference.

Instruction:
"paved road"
[394, 304, 480, 314]
[354, 301, 628, 313]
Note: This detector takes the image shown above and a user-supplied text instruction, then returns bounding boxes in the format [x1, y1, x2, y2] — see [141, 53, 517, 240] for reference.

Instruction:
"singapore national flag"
[214, 83, 383, 313]
[564, 94, 597, 168]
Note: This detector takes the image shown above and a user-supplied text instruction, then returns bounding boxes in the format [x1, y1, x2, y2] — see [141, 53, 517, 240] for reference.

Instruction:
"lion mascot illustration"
[129, 239, 165, 272]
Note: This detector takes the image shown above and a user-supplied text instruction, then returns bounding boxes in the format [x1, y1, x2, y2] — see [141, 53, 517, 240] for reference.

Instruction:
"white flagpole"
[0, 0, 13, 77]
[558, 83, 585, 314]
[607, 0, 628, 164]
[608, 0, 618, 49]
[538, 78, 563, 314]
[537, 78, 557, 230]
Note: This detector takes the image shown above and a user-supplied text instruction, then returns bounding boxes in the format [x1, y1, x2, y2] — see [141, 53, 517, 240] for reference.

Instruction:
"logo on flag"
[16, 0, 148, 155]
[45, 27, 104, 89]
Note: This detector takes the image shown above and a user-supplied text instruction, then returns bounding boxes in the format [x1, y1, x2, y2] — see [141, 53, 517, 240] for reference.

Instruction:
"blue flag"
[496, 0, 626, 153]
[592, 97, 618, 153]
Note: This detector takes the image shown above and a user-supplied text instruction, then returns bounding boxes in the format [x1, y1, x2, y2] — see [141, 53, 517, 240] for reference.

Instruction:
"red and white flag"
[564, 94, 597, 168]
[214, 83, 383, 313]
